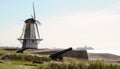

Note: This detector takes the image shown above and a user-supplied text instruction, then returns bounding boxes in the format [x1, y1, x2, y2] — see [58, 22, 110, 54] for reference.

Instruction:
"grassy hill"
[0, 49, 120, 69]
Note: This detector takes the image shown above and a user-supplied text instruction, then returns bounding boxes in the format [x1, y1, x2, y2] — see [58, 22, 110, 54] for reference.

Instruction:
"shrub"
[1, 54, 50, 63]
[36, 60, 120, 69]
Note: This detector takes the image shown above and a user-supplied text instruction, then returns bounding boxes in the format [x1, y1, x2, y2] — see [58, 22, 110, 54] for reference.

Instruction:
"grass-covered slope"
[36, 58, 120, 69]
[0, 49, 120, 69]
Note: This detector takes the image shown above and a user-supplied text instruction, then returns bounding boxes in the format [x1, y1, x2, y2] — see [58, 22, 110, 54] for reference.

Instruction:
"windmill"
[17, 3, 42, 53]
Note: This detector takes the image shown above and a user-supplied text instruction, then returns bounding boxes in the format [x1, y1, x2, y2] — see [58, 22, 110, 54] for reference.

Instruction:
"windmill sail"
[33, 2, 36, 19]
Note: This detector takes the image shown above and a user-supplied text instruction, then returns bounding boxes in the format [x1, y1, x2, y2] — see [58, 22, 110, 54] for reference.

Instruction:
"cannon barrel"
[49, 47, 72, 60]
[16, 48, 27, 53]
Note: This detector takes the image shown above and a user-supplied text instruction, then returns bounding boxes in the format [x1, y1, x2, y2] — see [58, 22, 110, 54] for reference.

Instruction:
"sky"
[0, 0, 120, 50]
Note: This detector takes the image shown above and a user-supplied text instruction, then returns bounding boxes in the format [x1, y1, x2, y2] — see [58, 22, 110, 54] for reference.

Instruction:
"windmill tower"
[17, 3, 42, 53]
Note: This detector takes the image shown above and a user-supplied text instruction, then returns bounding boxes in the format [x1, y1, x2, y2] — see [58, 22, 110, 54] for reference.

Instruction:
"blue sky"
[0, 0, 117, 31]
[0, 0, 118, 23]
[0, 0, 120, 50]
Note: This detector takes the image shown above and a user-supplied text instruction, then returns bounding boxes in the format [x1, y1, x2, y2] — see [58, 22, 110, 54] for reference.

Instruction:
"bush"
[0, 54, 50, 63]
[36, 60, 120, 69]
[88, 60, 120, 69]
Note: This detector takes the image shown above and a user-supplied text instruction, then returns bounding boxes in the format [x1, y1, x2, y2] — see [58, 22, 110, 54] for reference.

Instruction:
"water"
[87, 50, 120, 56]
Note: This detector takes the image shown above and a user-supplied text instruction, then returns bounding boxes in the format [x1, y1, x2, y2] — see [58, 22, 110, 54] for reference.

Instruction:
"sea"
[87, 50, 120, 56]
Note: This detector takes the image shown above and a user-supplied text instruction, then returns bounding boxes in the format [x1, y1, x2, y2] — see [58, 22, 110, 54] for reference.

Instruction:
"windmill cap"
[25, 18, 36, 23]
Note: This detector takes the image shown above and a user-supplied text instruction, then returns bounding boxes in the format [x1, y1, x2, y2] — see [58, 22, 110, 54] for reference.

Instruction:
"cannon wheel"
[57, 55, 63, 61]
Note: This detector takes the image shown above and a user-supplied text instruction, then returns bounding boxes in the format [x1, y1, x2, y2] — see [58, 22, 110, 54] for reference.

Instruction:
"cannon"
[16, 48, 27, 53]
[49, 47, 72, 60]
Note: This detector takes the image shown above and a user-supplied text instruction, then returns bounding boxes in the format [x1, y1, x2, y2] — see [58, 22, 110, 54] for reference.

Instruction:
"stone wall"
[32, 50, 88, 60]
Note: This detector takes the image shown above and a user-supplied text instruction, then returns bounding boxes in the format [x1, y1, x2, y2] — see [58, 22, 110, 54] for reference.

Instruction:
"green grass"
[36, 60, 120, 69]
[0, 52, 50, 69]
[0, 49, 120, 69]
[0, 63, 16, 69]
[0, 53, 50, 63]
[0, 60, 38, 69]
[0, 55, 120, 69]
[0, 62, 35, 69]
